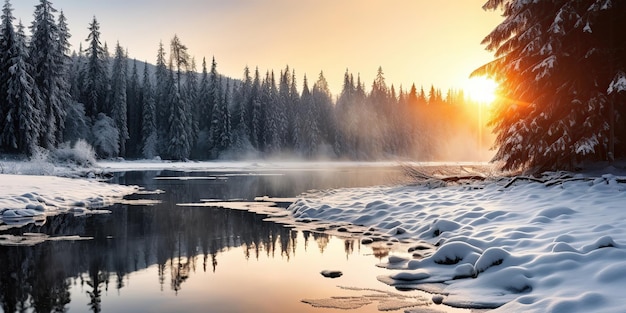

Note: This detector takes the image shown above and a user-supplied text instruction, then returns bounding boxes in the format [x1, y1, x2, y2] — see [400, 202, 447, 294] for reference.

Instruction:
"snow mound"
[0, 174, 138, 228]
[288, 175, 626, 312]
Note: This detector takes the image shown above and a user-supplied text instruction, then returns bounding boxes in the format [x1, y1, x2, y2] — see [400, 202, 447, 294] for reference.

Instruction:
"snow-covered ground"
[287, 172, 626, 312]
[0, 174, 138, 230]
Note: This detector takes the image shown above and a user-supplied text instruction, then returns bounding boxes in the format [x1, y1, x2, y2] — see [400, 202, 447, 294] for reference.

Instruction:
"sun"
[466, 76, 499, 104]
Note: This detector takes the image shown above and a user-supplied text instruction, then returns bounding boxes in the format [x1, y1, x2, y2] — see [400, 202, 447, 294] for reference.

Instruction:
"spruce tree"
[230, 66, 251, 150]
[110, 43, 128, 156]
[0, 2, 40, 154]
[165, 66, 190, 160]
[141, 61, 157, 159]
[82, 16, 108, 119]
[126, 59, 142, 158]
[196, 57, 211, 133]
[184, 58, 199, 149]
[477, 0, 626, 172]
[262, 71, 280, 153]
[250, 67, 262, 150]
[154, 41, 169, 154]
[29, 0, 67, 149]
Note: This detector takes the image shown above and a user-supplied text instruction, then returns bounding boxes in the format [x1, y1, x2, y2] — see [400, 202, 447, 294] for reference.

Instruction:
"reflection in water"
[0, 168, 402, 313]
[0, 203, 351, 312]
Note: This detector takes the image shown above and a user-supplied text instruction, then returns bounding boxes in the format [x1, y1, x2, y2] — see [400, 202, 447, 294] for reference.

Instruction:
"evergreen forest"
[5, 0, 624, 173]
[0, 0, 488, 163]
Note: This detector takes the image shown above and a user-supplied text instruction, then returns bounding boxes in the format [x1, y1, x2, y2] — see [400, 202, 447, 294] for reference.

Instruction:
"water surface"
[0, 165, 469, 313]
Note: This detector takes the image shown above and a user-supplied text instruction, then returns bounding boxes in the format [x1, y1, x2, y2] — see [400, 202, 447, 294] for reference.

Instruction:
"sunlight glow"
[466, 76, 498, 104]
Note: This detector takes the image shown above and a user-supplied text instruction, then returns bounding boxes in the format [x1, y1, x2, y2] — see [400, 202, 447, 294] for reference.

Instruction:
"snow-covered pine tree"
[126, 59, 142, 158]
[477, 0, 626, 172]
[277, 67, 291, 149]
[262, 71, 280, 154]
[207, 57, 224, 156]
[165, 67, 190, 160]
[196, 57, 211, 132]
[249, 67, 262, 150]
[311, 71, 334, 156]
[219, 79, 232, 152]
[82, 16, 108, 119]
[68, 45, 84, 101]
[110, 43, 128, 157]
[295, 74, 311, 154]
[333, 69, 357, 157]
[0, 0, 19, 151]
[29, 0, 67, 150]
[0, 2, 41, 154]
[184, 58, 199, 149]
[230, 66, 251, 150]
[154, 41, 169, 155]
[208, 75, 232, 156]
[141, 60, 157, 159]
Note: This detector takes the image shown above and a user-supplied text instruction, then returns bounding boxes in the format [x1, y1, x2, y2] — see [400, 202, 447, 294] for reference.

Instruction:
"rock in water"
[321, 270, 343, 278]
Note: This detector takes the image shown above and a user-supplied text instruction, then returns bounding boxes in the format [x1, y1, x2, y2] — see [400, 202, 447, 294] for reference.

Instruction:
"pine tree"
[311, 71, 335, 155]
[68, 46, 84, 101]
[0, 0, 18, 151]
[126, 59, 142, 158]
[297, 74, 313, 154]
[110, 43, 128, 157]
[477, 0, 626, 172]
[82, 16, 108, 119]
[196, 57, 211, 133]
[288, 69, 300, 152]
[184, 58, 199, 148]
[140, 61, 157, 158]
[0, 2, 40, 154]
[262, 71, 280, 153]
[250, 67, 262, 149]
[277, 66, 291, 148]
[230, 66, 251, 150]
[334, 69, 357, 157]
[208, 60, 232, 156]
[29, 0, 67, 149]
[207, 57, 224, 155]
[154, 41, 169, 154]
[165, 65, 190, 160]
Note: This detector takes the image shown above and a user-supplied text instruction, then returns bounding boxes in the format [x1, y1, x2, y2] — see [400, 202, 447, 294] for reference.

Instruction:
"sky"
[12, 0, 503, 96]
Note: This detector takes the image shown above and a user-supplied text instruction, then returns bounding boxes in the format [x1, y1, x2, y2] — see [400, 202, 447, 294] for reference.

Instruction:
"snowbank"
[288, 174, 626, 312]
[0, 174, 138, 228]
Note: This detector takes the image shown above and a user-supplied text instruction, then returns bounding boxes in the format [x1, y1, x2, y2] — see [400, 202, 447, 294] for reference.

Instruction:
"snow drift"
[288, 173, 626, 312]
[0, 174, 138, 228]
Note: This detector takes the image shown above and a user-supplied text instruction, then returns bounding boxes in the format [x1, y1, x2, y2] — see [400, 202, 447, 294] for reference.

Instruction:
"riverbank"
[284, 170, 626, 312]
[2, 159, 625, 312]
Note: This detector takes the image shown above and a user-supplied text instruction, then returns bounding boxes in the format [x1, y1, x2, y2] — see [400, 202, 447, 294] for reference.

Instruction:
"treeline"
[0, 0, 488, 161]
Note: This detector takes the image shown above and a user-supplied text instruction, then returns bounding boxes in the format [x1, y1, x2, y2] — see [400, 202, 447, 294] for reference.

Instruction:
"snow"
[286, 173, 626, 312]
[0, 174, 138, 229]
[607, 71, 626, 95]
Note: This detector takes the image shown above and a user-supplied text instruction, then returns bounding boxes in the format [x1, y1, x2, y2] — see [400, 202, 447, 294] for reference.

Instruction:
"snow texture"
[288, 173, 626, 312]
[607, 71, 626, 95]
[0, 174, 138, 228]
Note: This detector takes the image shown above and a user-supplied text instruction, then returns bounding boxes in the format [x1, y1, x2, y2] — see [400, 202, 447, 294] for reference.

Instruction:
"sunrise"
[1, 1, 626, 313]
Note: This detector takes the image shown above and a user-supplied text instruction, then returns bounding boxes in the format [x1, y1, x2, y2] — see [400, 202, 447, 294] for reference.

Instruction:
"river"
[0, 164, 474, 313]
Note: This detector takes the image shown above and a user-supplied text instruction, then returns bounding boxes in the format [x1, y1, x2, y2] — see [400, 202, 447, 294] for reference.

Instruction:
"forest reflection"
[0, 169, 398, 313]
[0, 204, 361, 313]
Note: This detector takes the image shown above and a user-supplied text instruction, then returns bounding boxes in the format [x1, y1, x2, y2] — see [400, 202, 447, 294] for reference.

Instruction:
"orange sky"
[14, 0, 503, 95]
